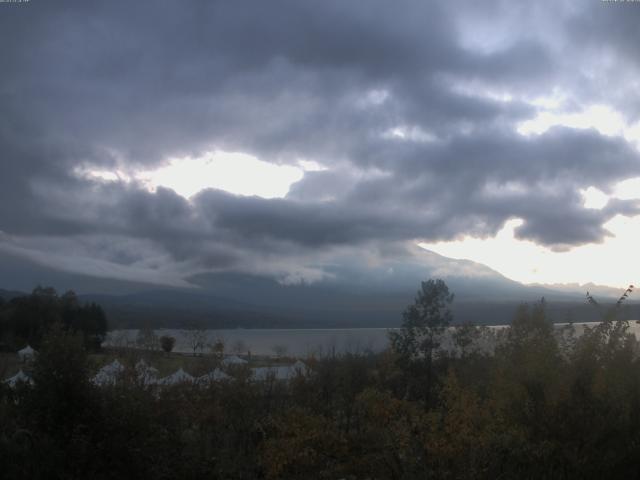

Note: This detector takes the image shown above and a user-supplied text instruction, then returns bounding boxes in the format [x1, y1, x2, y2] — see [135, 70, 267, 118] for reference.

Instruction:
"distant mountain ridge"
[528, 282, 629, 299]
[1, 248, 636, 328]
[75, 282, 638, 330]
[0, 288, 25, 301]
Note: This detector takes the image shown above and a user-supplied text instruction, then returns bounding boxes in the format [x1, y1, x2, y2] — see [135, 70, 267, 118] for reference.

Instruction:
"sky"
[1, 0, 640, 293]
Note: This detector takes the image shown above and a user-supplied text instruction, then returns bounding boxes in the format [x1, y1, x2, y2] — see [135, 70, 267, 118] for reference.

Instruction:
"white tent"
[159, 368, 194, 385]
[252, 365, 293, 381]
[135, 359, 150, 370]
[252, 360, 309, 382]
[221, 355, 248, 366]
[197, 368, 230, 385]
[104, 359, 125, 374]
[291, 360, 309, 375]
[4, 370, 34, 388]
[135, 359, 159, 385]
[17, 345, 37, 362]
[92, 359, 125, 386]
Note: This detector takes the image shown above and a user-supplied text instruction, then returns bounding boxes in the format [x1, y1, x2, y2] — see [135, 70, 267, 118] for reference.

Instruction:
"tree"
[27, 324, 97, 440]
[136, 326, 159, 351]
[232, 339, 247, 355]
[272, 344, 288, 358]
[453, 322, 483, 357]
[160, 336, 176, 355]
[211, 337, 225, 359]
[186, 329, 207, 356]
[390, 279, 454, 362]
[0, 287, 107, 350]
[389, 279, 453, 402]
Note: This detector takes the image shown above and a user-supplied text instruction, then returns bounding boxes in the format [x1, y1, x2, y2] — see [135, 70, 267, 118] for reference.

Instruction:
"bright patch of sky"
[584, 176, 640, 211]
[78, 151, 317, 199]
[615, 177, 640, 200]
[382, 125, 438, 143]
[518, 104, 624, 136]
[138, 152, 306, 198]
[362, 88, 390, 106]
[447, 78, 514, 103]
[517, 104, 640, 150]
[422, 171, 640, 288]
[420, 211, 640, 288]
[581, 186, 609, 210]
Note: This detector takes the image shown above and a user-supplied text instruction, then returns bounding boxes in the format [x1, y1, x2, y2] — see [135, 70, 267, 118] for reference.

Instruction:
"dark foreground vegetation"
[2, 281, 640, 479]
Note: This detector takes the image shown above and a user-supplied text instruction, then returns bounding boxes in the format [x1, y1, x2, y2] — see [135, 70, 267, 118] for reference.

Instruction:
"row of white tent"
[91, 358, 309, 387]
[3, 357, 309, 389]
[91, 358, 234, 387]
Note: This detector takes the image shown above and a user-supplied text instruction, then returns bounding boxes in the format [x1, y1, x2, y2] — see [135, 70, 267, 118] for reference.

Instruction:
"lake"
[105, 328, 394, 356]
[104, 320, 640, 357]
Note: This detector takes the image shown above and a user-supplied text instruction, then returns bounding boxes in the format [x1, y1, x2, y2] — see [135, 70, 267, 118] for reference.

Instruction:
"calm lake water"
[105, 328, 394, 356]
[105, 321, 640, 357]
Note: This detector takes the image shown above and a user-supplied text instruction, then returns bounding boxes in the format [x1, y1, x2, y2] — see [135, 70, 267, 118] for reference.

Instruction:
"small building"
[197, 368, 230, 385]
[221, 355, 248, 366]
[292, 360, 309, 375]
[252, 365, 293, 381]
[17, 345, 37, 363]
[135, 359, 159, 385]
[159, 368, 194, 386]
[252, 361, 309, 382]
[92, 359, 125, 387]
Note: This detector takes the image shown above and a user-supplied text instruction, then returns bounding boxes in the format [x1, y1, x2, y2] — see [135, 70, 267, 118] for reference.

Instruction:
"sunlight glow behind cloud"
[79, 151, 309, 199]
[420, 174, 640, 288]
[420, 215, 640, 288]
[517, 104, 640, 148]
[581, 186, 609, 210]
[138, 151, 305, 199]
[614, 177, 640, 200]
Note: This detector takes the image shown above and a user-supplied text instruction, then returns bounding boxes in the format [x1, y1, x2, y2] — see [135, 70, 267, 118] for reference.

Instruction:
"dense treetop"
[0, 286, 107, 350]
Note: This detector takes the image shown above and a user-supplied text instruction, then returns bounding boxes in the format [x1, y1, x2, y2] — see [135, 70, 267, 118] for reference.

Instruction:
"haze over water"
[105, 321, 640, 357]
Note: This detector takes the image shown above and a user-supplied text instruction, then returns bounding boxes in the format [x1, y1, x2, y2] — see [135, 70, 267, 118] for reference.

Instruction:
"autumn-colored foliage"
[2, 282, 640, 478]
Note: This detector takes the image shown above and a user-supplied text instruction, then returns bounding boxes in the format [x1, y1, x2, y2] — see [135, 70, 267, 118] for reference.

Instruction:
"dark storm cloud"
[564, 3, 640, 123]
[0, 0, 546, 165]
[1, 0, 639, 285]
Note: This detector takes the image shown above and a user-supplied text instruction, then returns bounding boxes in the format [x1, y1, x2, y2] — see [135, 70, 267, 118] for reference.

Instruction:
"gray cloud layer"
[1, 0, 640, 287]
